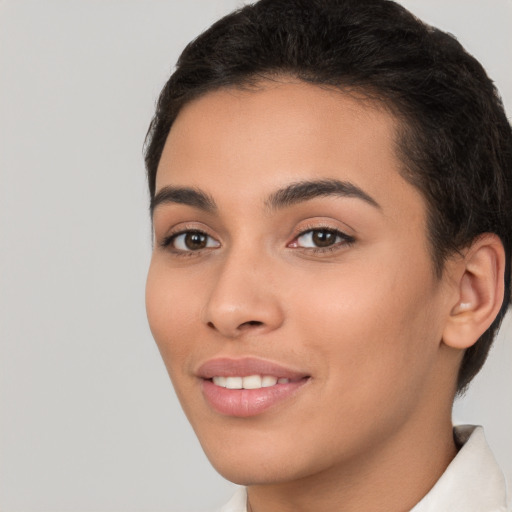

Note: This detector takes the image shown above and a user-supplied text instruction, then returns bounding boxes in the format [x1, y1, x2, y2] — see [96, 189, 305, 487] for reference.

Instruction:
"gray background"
[0, 1, 510, 511]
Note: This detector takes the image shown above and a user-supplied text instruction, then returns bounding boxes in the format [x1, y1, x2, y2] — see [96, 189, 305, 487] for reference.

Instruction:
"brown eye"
[292, 228, 355, 250]
[185, 232, 207, 250]
[311, 230, 337, 247]
[170, 231, 220, 252]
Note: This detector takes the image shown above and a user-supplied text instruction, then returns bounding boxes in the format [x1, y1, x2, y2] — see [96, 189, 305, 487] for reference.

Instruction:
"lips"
[197, 357, 310, 417]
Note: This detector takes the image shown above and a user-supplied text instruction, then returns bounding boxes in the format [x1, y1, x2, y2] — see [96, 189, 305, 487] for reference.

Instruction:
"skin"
[146, 80, 475, 512]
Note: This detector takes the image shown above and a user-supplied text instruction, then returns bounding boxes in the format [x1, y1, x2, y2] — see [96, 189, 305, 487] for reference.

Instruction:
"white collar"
[411, 425, 509, 512]
[220, 425, 510, 512]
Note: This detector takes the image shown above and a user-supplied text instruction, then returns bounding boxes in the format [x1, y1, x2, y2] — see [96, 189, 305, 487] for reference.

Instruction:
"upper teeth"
[212, 375, 290, 389]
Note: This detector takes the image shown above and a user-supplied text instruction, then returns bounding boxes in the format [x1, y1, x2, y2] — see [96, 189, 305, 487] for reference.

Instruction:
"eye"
[165, 230, 220, 252]
[290, 228, 354, 249]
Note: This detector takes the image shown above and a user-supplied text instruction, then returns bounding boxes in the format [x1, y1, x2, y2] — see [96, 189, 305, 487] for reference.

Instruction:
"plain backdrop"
[0, 1, 510, 511]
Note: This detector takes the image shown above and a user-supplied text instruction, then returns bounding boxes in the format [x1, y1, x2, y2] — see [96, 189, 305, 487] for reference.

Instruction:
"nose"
[202, 248, 284, 339]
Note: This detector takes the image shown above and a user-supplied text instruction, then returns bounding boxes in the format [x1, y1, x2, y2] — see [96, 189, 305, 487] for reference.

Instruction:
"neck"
[247, 412, 457, 512]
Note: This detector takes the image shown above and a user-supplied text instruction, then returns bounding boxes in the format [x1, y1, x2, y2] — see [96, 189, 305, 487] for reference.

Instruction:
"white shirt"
[220, 426, 510, 512]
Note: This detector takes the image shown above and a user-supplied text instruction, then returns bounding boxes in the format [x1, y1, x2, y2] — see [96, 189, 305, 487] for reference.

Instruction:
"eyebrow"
[151, 178, 380, 217]
[265, 178, 380, 211]
[151, 186, 217, 215]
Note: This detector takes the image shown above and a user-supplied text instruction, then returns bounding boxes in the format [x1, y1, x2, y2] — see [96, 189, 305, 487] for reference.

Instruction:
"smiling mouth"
[197, 358, 311, 417]
[209, 374, 304, 389]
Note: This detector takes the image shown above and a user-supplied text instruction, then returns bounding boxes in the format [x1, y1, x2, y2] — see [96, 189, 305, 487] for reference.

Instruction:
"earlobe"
[442, 234, 505, 350]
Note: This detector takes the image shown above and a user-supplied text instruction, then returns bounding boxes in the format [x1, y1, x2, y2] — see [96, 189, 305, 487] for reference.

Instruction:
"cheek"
[289, 253, 441, 388]
[145, 259, 201, 369]
[277, 259, 443, 462]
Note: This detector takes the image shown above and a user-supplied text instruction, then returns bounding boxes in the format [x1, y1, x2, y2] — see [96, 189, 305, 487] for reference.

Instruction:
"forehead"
[156, 80, 424, 223]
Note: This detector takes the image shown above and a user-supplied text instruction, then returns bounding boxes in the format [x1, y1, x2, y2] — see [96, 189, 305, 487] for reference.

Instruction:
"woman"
[144, 0, 512, 510]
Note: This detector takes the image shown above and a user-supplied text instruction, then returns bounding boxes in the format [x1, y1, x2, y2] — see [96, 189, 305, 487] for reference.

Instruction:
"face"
[146, 81, 456, 485]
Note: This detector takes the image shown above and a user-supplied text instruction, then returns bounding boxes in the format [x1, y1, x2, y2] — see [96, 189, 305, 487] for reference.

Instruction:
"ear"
[442, 234, 505, 350]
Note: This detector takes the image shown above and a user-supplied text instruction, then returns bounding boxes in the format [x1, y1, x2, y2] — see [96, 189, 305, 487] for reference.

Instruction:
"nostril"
[240, 320, 264, 329]
[206, 319, 264, 334]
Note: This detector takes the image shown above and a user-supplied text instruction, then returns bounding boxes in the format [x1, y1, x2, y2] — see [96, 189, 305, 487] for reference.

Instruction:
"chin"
[195, 422, 328, 486]
[207, 452, 309, 486]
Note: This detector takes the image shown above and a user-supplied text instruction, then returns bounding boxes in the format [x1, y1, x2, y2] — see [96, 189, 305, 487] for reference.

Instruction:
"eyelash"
[289, 226, 355, 253]
[160, 229, 219, 256]
[160, 226, 355, 256]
